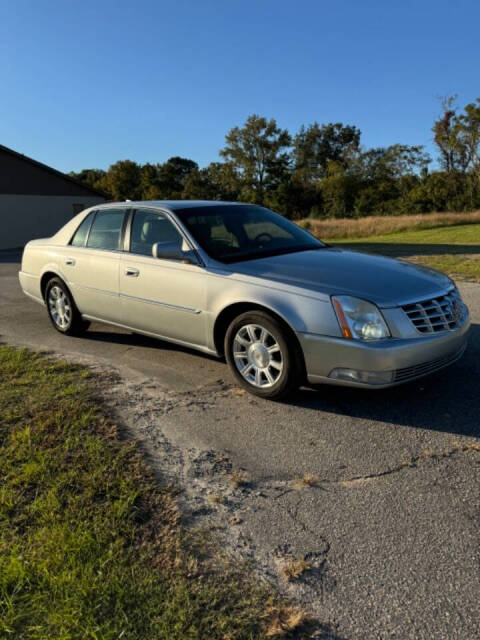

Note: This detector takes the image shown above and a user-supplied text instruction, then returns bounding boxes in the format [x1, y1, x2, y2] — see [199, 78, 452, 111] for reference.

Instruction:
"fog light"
[329, 368, 394, 385]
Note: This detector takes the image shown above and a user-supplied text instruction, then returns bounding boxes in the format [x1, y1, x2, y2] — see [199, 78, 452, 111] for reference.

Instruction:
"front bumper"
[299, 315, 470, 388]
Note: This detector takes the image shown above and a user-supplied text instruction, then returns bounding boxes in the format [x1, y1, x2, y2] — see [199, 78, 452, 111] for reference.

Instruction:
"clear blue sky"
[1, 0, 479, 173]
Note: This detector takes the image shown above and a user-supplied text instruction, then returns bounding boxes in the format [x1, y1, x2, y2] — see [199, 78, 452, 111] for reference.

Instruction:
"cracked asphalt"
[1, 251, 480, 639]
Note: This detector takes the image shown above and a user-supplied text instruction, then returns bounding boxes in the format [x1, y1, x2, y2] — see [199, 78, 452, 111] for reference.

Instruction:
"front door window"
[130, 210, 184, 257]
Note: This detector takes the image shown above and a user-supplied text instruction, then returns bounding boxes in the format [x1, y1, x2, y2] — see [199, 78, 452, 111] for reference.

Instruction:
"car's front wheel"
[45, 277, 89, 336]
[224, 311, 302, 399]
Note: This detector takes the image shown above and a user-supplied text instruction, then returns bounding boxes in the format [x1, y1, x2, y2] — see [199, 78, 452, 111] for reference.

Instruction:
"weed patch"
[0, 346, 315, 639]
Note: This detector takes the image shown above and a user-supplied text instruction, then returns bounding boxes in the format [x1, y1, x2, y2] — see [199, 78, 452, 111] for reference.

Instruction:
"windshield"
[176, 205, 324, 263]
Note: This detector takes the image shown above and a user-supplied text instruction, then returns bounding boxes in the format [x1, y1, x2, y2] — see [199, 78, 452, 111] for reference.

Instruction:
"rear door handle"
[125, 267, 140, 277]
[65, 258, 76, 266]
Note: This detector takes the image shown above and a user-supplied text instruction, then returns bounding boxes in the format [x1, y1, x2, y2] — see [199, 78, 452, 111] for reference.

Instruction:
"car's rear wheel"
[224, 310, 302, 399]
[45, 277, 89, 336]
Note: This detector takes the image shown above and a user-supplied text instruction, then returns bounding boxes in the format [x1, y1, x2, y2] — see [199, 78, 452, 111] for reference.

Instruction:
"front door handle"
[65, 258, 76, 266]
[125, 267, 140, 277]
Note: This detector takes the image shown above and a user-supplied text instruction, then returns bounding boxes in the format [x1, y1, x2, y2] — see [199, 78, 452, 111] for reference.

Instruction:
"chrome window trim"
[72, 203, 205, 266]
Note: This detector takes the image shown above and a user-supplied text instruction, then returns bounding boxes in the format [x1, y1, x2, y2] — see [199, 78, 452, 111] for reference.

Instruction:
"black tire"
[45, 277, 89, 336]
[224, 310, 303, 399]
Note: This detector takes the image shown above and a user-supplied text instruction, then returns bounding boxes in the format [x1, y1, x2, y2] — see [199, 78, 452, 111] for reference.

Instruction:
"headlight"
[332, 295, 390, 340]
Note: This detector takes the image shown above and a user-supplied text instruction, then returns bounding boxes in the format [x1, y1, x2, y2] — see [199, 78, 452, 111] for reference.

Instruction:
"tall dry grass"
[299, 211, 480, 240]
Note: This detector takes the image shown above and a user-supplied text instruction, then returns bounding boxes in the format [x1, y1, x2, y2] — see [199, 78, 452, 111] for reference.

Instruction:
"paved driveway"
[1, 252, 479, 639]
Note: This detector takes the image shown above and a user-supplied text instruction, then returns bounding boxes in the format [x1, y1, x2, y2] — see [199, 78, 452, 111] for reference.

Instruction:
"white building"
[0, 144, 106, 250]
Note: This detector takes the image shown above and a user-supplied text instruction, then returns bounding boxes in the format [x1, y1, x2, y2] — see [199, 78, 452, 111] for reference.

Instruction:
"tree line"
[70, 96, 480, 220]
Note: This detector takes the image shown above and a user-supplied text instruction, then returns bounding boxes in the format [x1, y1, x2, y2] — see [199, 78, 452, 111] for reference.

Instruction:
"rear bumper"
[300, 316, 470, 388]
[19, 270, 43, 304]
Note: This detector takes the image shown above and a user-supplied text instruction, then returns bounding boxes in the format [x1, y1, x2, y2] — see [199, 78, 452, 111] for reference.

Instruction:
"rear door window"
[70, 212, 95, 247]
[86, 210, 126, 251]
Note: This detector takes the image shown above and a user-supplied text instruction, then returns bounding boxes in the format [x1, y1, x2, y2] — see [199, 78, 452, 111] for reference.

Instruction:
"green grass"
[329, 223, 480, 282]
[0, 346, 312, 640]
[334, 223, 480, 245]
[406, 254, 480, 281]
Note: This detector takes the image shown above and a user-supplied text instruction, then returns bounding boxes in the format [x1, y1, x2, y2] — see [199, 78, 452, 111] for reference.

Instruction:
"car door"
[120, 208, 207, 347]
[63, 208, 126, 323]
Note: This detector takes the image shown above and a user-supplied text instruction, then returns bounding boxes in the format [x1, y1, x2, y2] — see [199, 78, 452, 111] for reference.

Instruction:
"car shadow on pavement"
[79, 325, 222, 362]
[290, 323, 480, 439]
[80, 322, 480, 440]
[78, 321, 480, 439]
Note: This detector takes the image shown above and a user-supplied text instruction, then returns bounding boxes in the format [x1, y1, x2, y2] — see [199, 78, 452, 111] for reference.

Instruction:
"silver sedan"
[19, 201, 470, 399]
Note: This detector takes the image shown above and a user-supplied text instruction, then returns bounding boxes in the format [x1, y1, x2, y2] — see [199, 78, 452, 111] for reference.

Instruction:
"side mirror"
[152, 242, 197, 265]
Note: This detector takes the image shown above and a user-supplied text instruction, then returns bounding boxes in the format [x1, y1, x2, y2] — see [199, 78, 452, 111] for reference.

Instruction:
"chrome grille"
[402, 289, 464, 334]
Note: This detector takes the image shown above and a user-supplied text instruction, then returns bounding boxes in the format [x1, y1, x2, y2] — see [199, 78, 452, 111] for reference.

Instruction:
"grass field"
[300, 210, 480, 240]
[301, 214, 480, 283]
[331, 223, 480, 245]
[0, 346, 312, 639]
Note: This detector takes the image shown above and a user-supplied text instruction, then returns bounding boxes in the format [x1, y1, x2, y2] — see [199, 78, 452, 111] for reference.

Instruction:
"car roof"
[96, 200, 251, 211]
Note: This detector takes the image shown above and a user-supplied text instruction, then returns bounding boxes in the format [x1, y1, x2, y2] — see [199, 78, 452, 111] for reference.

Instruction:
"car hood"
[229, 248, 453, 307]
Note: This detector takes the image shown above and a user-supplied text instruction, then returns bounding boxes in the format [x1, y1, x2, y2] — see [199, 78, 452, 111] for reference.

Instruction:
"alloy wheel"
[48, 286, 72, 329]
[233, 324, 283, 388]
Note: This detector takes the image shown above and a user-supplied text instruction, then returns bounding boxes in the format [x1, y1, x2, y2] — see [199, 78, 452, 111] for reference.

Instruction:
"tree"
[140, 163, 162, 200]
[432, 96, 469, 173]
[382, 144, 430, 178]
[182, 168, 216, 200]
[345, 145, 430, 215]
[293, 122, 360, 182]
[183, 162, 241, 201]
[69, 169, 107, 193]
[319, 162, 359, 218]
[68, 101, 480, 219]
[206, 162, 242, 201]
[220, 115, 291, 204]
[431, 97, 480, 209]
[456, 99, 480, 207]
[104, 160, 142, 201]
[457, 98, 480, 173]
[156, 156, 198, 198]
[353, 144, 429, 181]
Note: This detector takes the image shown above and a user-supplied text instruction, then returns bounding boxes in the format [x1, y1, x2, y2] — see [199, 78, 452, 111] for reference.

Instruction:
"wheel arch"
[213, 301, 306, 377]
[40, 270, 70, 301]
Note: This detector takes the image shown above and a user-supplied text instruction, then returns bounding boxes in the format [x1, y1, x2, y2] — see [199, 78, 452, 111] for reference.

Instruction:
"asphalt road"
[2, 251, 480, 639]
